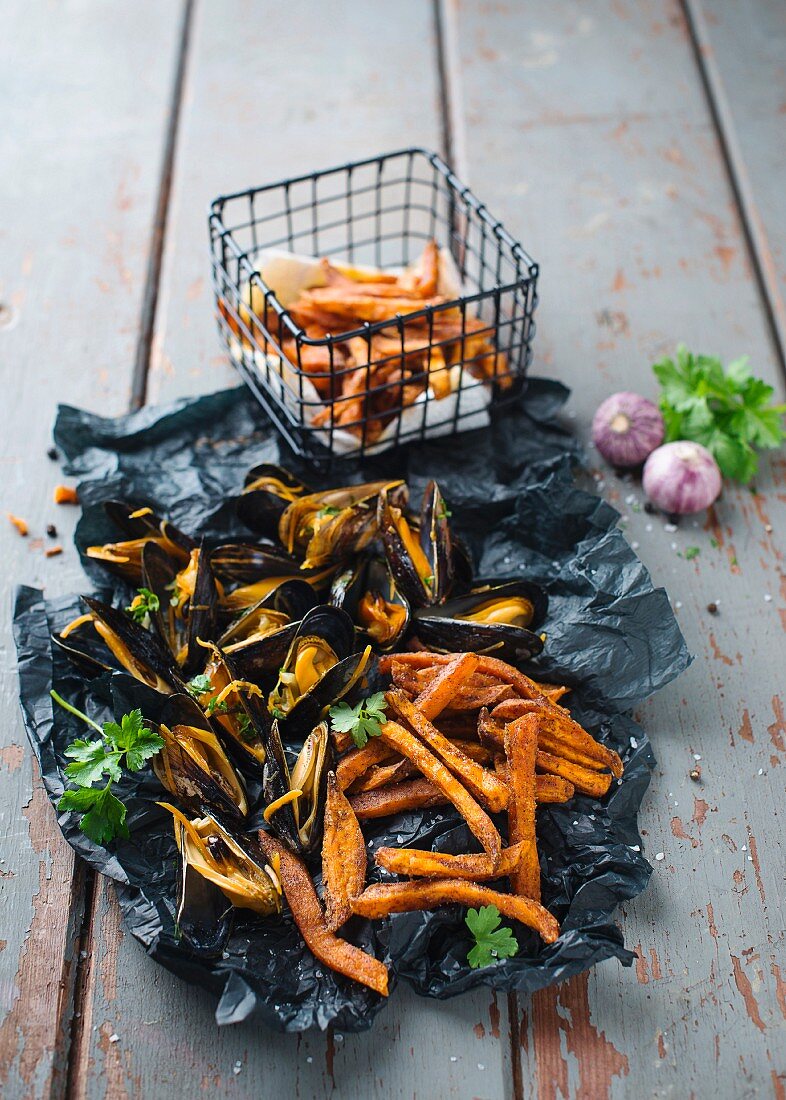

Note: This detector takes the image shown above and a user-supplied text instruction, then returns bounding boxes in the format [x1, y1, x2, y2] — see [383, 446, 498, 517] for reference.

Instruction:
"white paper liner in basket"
[227, 248, 493, 455]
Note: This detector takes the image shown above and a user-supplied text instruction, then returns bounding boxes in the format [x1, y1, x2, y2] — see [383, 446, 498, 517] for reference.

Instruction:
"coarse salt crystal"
[741, 846, 747, 852]
[109, 1034, 119, 1044]
[645, 523, 653, 532]
[764, 594, 772, 602]
[675, 601, 683, 609]
[630, 737, 638, 748]
[665, 523, 677, 533]
[655, 852, 665, 861]
[693, 753, 701, 760]
[630, 844, 640, 852]
[450, 1056, 457, 1063]
[478, 1064, 485, 1071]
[631, 541, 640, 550]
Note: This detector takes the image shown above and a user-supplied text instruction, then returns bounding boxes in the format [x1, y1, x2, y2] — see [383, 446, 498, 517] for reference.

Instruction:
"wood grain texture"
[689, 0, 786, 364]
[75, 1, 516, 1097]
[0, 4, 183, 1097]
[445, 0, 786, 1095]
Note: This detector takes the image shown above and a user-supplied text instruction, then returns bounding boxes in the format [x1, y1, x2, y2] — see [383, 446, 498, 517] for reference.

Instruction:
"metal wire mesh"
[208, 148, 539, 465]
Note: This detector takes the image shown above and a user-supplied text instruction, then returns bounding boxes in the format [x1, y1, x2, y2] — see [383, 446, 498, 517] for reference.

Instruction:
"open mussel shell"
[268, 606, 368, 737]
[278, 479, 406, 570]
[378, 480, 452, 608]
[85, 500, 195, 584]
[175, 830, 234, 956]
[142, 540, 218, 677]
[188, 644, 270, 776]
[263, 719, 331, 855]
[218, 579, 316, 649]
[331, 557, 410, 652]
[411, 580, 547, 664]
[54, 595, 184, 693]
[163, 805, 281, 922]
[211, 543, 331, 613]
[152, 693, 248, 818]
[237, 463, 311, 536]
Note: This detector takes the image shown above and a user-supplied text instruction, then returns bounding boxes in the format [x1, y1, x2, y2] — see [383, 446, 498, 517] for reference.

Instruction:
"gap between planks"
[64, 2, 195, 1096]
[681, 0, 786, 383]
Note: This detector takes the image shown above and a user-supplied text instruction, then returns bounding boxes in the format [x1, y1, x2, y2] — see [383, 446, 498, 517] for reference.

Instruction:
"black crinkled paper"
[13, 379, 690, 1033]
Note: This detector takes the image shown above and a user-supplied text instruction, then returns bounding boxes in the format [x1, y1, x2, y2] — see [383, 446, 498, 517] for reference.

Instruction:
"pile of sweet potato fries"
[258, 651, 623, 996]
[223, 241, 511, 442]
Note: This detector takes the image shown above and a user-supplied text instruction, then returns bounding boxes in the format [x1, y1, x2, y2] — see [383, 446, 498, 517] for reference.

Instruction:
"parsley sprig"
[465, 905, 519, 969]
[52, 689, 163, 845]
[654, 346, 786, 483]
[125, 587, 160, 624]
[329, 692, 387, 748]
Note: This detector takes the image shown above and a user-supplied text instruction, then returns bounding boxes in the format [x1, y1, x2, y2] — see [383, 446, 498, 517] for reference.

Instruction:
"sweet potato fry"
[322, 773, 367, 932]
[258, 831, 388, 996]
[532, 680, 571, 704]
[375, 841, 528, 882]
[379, 720, 502, 862]
[335, 740, 394, 791]
[349, 758, 416, 793]
[448, 740, 494, 765]
[492, 699, 622, 777]
[351, 880, 559, 944]
[505, 713, 541, 902]
[413, 652, 480, 719]
[386, 689, 509, 813]
[536, 750, 613, 799]
[349, 778, 448, 819]
[535, 775, 575, 803]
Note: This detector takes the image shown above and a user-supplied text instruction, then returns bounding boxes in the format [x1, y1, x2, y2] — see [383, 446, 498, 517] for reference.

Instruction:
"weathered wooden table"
[2, 2, 784, 1096]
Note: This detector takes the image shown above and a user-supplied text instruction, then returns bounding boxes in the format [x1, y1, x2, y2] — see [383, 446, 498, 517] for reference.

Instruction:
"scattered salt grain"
[693, 753, 701, 761]
[741, 846, 747, 852]
[675, 601, 682, 609]
[109, 1034, 119, 1044]
[630, 736, 638, 749]
[645, 523, 653, 532]
[664, 523, 677, 533]
[625, 494, 636, 505]
[450, 1056, 457, 1063]
[758, 768, 764, 775]
[335, 1034, 344, 1043]
[306, 1056, 313, 1064]
[629, 844, 640, 852]
[478, 1064, 485, 1071]
[748, 856, 754, 862]
[233, 1062, 242, 1076]
[670, 541, 678, 551]
[764, 594, 772, 602]
[655, 852, 665, 861]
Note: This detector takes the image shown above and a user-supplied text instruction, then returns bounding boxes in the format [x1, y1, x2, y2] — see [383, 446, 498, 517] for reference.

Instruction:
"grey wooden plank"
[691, 0, 786, 361]
[77, 1, 517, 1097]
[0, 3, 185, 1098]
[446, 0, 786, 1096]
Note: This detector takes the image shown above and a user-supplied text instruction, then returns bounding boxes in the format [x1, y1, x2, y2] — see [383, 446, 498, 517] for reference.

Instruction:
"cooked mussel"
[141, 541, 218, 677]
[278, 479, 406, 570]
[211, 542, 332, 613]
[85, 500, 195, 584]
[262, 719, 331, 854]
[378, 480, 454, 607]
[218, 579, 316, 649]
[187, 644, 269, 772]
[237, 463, 311, 536]
[268, 606, 369, 731]
[53, 595, 183, 693]
[160, 805, 281, 917]
[331, 557, 410, 651]
[152, 693, 248, 817]
[411, 580, 547, 663]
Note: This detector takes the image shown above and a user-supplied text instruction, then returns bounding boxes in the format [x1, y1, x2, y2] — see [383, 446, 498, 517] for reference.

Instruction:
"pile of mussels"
[54, 465, 547, 948]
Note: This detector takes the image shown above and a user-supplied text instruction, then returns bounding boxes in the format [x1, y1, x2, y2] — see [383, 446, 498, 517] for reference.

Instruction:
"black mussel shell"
[193, 645, 270, 780]
[55, 596, 184, 692]
[141, 541, 218, 677]
[237, 464, 311, 536]
[185, 543, 219, 677]
[224, 623, 299, 682]
[378, 483, 447, 608]
[141, 541, 188, 659]
[153, 693, 248, 819]
[102, 500, 195, 552]
[210, 541, 302, 586]
[331, 557, 410, 652]
[217, 579, 317, 649]
[411, 614, 544, 664]
[420, 481, 455, 602]
[175, 821, 233, 956]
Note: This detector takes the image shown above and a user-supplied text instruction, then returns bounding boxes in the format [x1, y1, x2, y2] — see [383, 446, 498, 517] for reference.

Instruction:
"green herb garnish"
[684, 546, 700, 561]
[187, 673, 213, 697]
[52, 690, 163, 845]
[166, 581, 181, 607]
[317, 505, 342, 518]
[125, 587, 160, 624]
[465, 905, 519, 969]
[329, 692, 387, 748]
[654, 345, 786, 483]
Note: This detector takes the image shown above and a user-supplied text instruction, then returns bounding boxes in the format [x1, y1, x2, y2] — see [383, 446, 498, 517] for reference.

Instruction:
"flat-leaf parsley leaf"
[51, 690, 163, 845]
[465, 904, 519, 969]
[329, 692, 387, 748]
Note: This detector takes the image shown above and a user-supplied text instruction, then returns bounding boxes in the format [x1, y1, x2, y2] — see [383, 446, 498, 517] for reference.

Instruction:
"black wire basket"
[208, 148, 539, 465]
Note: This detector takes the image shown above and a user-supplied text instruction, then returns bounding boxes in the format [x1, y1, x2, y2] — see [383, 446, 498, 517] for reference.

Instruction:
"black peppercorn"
[46, 524, 58, 538]
[47, 447, 59, 461]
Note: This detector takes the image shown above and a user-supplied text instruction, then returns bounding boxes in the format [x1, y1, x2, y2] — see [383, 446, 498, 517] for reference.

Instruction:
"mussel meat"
[85, 500, 194, 584]
[152, 693, 248, 817]
[278, 480, 406, 570]
[331, 557, 410, 651]
[141, 541, 219, 676]
[187, 644, 269, 771]
[262, 719, 331, 854]
[211, 542, 333, 612]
